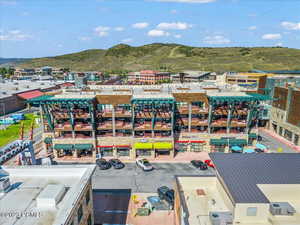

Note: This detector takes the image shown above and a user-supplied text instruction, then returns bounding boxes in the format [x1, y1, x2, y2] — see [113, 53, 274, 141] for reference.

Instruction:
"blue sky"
[0, 0, 300, 58]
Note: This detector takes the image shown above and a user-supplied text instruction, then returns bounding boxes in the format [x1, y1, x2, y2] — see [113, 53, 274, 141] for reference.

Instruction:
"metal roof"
[209, 153, 300, 204]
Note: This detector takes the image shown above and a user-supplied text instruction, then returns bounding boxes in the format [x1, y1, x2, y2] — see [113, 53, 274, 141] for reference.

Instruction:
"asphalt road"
[92, 163, 215, 193]
[258, 130, 297, 153]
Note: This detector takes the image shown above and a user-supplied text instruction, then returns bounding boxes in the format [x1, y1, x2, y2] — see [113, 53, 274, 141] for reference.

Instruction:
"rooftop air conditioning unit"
[270, 202, 296, 216]
[0, 176, 11, 195]
[209, 212, 233, 225]
[37, 184, 66, 209]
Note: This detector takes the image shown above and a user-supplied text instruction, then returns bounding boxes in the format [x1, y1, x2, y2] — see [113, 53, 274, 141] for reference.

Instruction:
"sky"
[0, 0, 300, 58]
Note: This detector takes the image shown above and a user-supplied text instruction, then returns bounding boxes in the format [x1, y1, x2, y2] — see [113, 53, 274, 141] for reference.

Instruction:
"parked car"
[257, 135, 263, 141]
[204, 159, 215, 169]
[136, 158, 153, 171]
[157, 186, 174, 209]
[254, 148, 264, 153]
[96, 158, 111, 170]
[191, 160, 208, 170]
[109, 158, 125, 169]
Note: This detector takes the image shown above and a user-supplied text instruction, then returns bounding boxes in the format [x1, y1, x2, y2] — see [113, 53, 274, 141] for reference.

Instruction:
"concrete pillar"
[112, 106, 116, 137]
[131, 148, 136, 159]
[132, 106, 135, 137]
[188, 103, 192, 132]
[225, 146, 230, 153]
[113, 147, 117, 158]
[92, 147, 96, 159]
[150, 149, 155, 159]
[73, 149, 78, 158]
[208, 104, 212, 134]
[53, 149, 59, 158]
[227, 107, 232, 134]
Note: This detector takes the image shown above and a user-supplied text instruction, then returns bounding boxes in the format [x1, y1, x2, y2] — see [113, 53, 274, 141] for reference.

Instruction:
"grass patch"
[0, 113, 39, 148]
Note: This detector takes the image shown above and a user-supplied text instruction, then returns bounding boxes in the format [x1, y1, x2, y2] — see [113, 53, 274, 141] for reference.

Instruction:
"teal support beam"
[227, 104, 232, 134]
[188, 103, 192, 132]
[43, 104, 54, 131]
[132, 104, 135, 137]
[112, 105, 116, 137]
[171, 103, 175, 136]
[208, 104, 213, 134]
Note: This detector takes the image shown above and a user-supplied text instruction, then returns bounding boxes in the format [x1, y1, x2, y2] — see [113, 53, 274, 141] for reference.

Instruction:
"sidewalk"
[259, 128, 300, 153]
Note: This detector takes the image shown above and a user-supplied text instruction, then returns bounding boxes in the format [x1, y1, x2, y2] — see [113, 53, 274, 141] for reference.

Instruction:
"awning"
[74, 144, 93, 150]
[256, 143, 267, 150]
[153, 142, 173, 149]
[134, 143, 153, 150]
[175, 140, 189, 143]
[210, 139, 228, 145]
[248, 133, 257, 138]
[18, 90, 44, 100]
[190, 140, 206, 143]
[229, 139, 247, 146]
[97, 145, 114, 148]
[115, 145, 131, 148]
[44, 137, 52, 144]
[54, 144, 73, 150]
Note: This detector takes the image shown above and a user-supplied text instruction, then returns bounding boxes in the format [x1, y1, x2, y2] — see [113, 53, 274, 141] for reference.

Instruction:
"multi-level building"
[128, 70, 171, 84]
[29, 83, 269, 161]
[171, 71, 214, 83]
[0, 165, 95, 225]
[174, 153, 300, 225]
[269, 85, 300, 147]
[226, 72, 272, 93]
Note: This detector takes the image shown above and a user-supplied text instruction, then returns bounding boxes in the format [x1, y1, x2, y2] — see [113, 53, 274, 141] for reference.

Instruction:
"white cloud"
[79, 36, 91, 41]
[275, 42, 283, 47]
[57, 44, 63, 48]
[281, 21, 300, 30]
[154, 0, 216, 3]
[21, 11, 29, 16]
[0, 30, 32, 41]
[170, 9, 178, 14]
[262, 33, 282, 40]
[248, 26, 257, 30]
[115, 27, 125, 31]
[157, 22, 192, 30]
[174, 34, 182, 39]
[132, 22, 149, 29]
[0, 0, 17, 5]
[121, 38, 133, 43]
[203, 35, 231, 44]
[148, 29, 170, 37]
[94, 26, 110, 37]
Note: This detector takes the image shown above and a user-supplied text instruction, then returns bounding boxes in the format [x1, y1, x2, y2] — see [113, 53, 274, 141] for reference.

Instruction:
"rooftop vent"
[270, 202, 296, 216]
[37, 184, 66, 209]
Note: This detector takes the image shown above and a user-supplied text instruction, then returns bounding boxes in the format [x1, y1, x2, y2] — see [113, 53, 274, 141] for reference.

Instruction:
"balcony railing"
[154, 122, 172, 130]
[230, 119, 247, 127]
[74, 123, 93, 131]
[97, 123, 113, 130]
[115, 110, 131, 117]
[211, 119, 228, 127]
[134, 122, 152, 130]
[53, 112, 69, 119]
[135, 112, 153, 119]
[115, 122, 132, 129]
[54, 123, 72, 131]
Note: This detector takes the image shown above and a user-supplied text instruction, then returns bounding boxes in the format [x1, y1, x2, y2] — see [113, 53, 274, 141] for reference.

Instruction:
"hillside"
[18, 43, 300, 72]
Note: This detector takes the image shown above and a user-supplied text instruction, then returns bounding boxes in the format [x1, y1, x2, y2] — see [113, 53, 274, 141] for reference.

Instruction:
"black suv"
[157, 186, 174, 209]
[191, 160, 208, 170]
[96, 158, 111, 170]
[109, 159, 125, 169]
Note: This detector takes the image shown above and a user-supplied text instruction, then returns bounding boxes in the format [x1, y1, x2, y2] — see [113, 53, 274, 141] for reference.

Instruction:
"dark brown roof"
[172, 92, 208, 105]
[96, 95, 132, 105]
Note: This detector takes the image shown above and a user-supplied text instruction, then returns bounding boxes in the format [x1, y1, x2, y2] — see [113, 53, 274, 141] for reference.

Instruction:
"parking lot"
[92, 163, 215, 193]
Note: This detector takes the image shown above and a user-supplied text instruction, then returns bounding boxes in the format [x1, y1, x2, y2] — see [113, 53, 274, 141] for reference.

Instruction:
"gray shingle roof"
[209, 153, 300, 204]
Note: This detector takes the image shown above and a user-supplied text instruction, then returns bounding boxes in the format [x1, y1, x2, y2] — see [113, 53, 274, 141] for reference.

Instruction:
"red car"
[204, 160, 215, 169]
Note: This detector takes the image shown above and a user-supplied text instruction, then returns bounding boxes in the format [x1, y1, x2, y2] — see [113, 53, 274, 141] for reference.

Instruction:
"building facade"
[175, 153, 300, 225]
[269, 86, 300, 147]
[128, 70, 171, 84]
[29, 84, 268, 161]
[0, 165, 95, 225]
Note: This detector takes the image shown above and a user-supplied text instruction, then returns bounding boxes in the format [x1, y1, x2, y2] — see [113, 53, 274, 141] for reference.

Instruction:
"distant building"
[269, 85, 300, 148]
[128, 70, 171, 84]
[175, 153, 300, 225]
[14, 68, 35, 77]
[0, 165, 95, 225]
[171, 71, 214, 83]
[225, 72, 271, 93]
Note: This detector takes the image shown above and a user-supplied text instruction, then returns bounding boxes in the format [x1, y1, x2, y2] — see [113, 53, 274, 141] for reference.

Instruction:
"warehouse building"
[174, 153, 300, 225]
[29, 83, 270, 161]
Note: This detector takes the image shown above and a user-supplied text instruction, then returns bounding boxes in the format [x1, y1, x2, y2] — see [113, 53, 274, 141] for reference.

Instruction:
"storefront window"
[175, 143, 188, 152]
[294, 134, 299, 145]
[136, 149, 152, 156]
[191, 143, 203, 152]
[117, 148, 130, 157]
[213, 145, 225, 152]
[100, 147, 113, 156]
[284, 129, 293, 142]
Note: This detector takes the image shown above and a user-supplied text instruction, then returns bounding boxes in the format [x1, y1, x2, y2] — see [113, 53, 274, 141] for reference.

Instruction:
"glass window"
[294, 134, 299, 145]
[77, 204, 83, 222]
[85, 190, 90, 205]
[247, 207, 257, 216]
